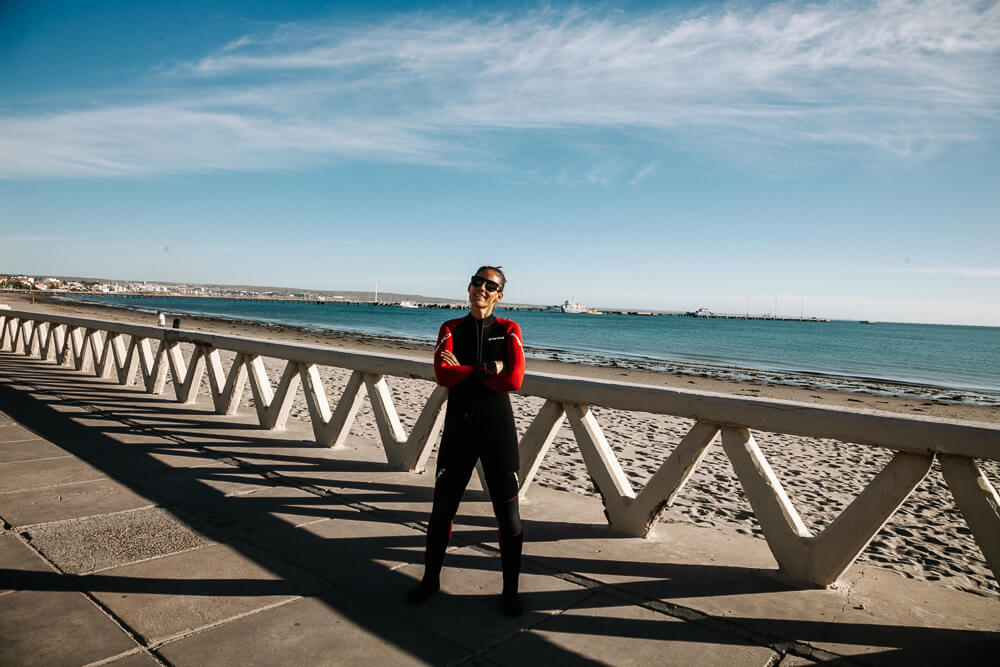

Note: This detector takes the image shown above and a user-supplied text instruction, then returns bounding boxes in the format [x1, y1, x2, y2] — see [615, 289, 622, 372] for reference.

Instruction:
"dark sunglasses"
[470, 275, 502, 293]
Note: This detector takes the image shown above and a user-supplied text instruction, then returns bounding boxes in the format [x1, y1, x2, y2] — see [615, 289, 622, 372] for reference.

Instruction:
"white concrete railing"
[2, 309, 998, 589]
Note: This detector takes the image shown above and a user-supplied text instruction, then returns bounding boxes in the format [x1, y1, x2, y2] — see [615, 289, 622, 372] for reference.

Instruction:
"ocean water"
[66, 295, 1000, 403]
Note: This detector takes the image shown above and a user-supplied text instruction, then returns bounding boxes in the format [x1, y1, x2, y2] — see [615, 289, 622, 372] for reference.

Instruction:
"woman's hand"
[440, 350, 459, 367]
[494, 360, 504, 374]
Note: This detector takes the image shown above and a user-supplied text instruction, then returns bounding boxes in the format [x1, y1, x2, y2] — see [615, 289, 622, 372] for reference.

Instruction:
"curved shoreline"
[53, 295, 1000, 408]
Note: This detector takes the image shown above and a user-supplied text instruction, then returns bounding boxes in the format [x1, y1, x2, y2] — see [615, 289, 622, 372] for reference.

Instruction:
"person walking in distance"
[408, 265, 527, 616]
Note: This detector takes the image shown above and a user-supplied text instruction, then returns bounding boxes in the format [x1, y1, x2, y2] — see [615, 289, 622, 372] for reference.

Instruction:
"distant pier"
[672, 312, 831, 322]
[52, 292, 829, 321]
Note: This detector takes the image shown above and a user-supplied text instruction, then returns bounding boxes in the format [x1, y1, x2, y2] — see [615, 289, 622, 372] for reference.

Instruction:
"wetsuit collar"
[467, 312, 497, 326]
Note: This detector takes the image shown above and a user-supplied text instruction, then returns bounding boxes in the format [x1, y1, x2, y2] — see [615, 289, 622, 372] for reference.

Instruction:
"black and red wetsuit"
[424, 312, 526, 588]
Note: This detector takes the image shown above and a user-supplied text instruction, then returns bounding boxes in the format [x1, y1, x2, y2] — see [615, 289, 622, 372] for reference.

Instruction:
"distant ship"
[560, 299, 585, 314]
[686, 307, 713, 317]
[399, 300, 419, 309]
[860, 319, 876, 324]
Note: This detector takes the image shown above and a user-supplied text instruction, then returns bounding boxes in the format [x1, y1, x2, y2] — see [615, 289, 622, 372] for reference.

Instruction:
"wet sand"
[4, 292, 999, 597]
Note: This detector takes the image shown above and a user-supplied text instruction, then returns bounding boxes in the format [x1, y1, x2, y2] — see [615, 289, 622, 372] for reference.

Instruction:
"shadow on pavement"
[3, 352, 999, 665]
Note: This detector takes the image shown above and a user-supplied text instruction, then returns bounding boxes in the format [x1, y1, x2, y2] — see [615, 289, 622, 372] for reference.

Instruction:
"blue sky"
[1, 0, 998, 325]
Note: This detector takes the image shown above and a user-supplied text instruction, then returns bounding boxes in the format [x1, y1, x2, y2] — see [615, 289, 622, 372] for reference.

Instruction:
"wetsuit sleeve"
[482, 321, 525, 392]
[434, 321, 476, 387]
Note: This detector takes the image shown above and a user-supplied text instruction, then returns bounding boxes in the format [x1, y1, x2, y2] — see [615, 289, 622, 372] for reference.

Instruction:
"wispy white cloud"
[9, 235, 78, 242]
[882, 267, 1000, 278]
[2, 0, 998, 180]
[0, 102, 458, 178]
[629, 161, 660, 186]
[585, 160, 624, 186]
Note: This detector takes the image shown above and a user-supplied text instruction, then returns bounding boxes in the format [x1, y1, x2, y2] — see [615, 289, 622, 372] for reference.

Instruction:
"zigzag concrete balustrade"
[2, 309, 999, 589]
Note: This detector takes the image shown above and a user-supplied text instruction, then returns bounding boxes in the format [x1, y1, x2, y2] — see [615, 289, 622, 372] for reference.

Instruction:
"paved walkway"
[1, 352, 998, 666]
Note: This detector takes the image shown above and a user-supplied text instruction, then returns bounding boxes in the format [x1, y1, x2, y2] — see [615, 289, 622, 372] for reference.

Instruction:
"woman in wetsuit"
[407, 265, 527, 616]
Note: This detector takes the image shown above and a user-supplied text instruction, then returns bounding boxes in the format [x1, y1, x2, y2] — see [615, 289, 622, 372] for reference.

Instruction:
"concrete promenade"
[1, 352, 998, 666]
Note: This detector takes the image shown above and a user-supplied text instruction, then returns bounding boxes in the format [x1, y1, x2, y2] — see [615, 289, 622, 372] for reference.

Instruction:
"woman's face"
[468, 269, 504, 313]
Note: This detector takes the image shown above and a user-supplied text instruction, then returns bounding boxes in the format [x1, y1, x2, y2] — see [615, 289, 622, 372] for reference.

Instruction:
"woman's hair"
[475, 265, 507, 291]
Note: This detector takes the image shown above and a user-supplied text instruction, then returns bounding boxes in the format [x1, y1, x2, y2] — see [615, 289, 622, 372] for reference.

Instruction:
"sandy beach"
[4, 292, 999, 597]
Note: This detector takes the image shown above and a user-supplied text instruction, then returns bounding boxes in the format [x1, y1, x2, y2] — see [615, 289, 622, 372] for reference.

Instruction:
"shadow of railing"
[0, 361, 616, 663]
[3, 313, 1000, 664]
[3, 355, 1000, 664]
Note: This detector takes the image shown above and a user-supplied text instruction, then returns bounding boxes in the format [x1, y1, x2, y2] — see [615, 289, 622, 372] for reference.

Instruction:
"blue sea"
[65, 295, 1000, 404]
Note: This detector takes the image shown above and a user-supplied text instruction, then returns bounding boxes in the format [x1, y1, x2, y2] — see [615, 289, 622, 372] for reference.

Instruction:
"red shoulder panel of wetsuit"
[482, 319, 525, 392]
[434, 319, 476, 387]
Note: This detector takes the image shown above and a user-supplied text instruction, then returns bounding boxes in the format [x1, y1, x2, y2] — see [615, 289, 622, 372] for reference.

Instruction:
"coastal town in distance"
[0, 272, 831, 322]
